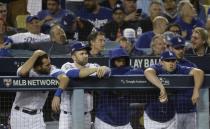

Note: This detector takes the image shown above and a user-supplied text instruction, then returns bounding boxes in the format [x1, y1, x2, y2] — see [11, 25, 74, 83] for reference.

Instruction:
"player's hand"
[159, 88, 168, 103]
[96, 66, 108, 78]
[33, 50, 46, 57]
[191, 89, 200, 105]
[51, 96, 61, 112]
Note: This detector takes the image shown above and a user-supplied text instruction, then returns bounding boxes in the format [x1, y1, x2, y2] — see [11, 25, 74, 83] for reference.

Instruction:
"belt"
[14, 106, 42, 115]
[63, 111, 88, 115]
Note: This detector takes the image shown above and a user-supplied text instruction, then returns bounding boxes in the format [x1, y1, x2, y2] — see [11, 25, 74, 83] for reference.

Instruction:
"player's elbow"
[192, 68, 204, 76]
[144, 68, 156, 78]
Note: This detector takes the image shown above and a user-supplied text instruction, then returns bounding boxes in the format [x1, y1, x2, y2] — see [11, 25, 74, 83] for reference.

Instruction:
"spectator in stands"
[61, 14, 94, 41]
[95, 47, 143, 129]
[0, 18, 12, 57]
[37, 0, 75, 33]
[166, 23, 182, 36]
[76, 0, 112, 30]
[190, 0, 207, 24]
[9, 15, 50, 44]
[102, 3, 136, 41]
[162, 0, 178, 23]
[186, 27, 210, 56]
[144, 50, 204, 129]
[117, 28, 144, 56]
[0, 2, 7, 21]
[100, 0, 120, 9]
[206, 19, 210, 46]
[149, 34, 167, 56]
[135, 16, 169, 49]
[0, 2, 17, 35]
[132, 1, 163, 33]
[175, 0, 204, 40]
[88, 31, 105, 57]
[10, 24, 71, 55]
[122, 0, 148, 32]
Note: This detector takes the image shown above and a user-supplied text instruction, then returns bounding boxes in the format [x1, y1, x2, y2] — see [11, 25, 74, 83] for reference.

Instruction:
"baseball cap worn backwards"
[170, 35, 185, 48]
[70, 41, 91, 54]
[26, 15, 39, 23]
[160, 51, 176, 60]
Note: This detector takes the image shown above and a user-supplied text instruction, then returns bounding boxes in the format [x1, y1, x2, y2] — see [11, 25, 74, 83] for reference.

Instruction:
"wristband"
[54, 88, 63, 97]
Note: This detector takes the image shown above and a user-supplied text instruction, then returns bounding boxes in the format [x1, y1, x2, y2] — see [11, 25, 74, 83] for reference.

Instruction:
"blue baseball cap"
[69, 41, 91, 54]
[109, 48, 129, 67]
[170, 35, 185, 48]
[160, 51, 176, 60]
[61, 14, 76, 28]
[26, 15, 39, 23]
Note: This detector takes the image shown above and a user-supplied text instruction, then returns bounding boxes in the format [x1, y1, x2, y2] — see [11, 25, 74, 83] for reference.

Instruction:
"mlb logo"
[3, 79, 12, 87]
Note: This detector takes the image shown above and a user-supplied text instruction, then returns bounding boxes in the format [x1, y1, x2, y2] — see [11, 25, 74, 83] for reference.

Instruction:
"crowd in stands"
[0, 0, 209, 58]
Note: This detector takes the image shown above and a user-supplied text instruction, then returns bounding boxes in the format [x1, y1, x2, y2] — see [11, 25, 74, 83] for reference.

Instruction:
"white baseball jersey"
[60, 62, 100, 112]
[9, 32, 50, 44]
[11, 65, 64, 129]
[12, 65, 63, 110]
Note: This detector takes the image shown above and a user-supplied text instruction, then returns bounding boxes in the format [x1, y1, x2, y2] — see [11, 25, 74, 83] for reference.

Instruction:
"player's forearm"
[192, 68, 204, 91]
[144, 68, 165, 90]
[79, 67, 98, 78]
[18, 54, 39, 76]
[57, 74, 70, 90]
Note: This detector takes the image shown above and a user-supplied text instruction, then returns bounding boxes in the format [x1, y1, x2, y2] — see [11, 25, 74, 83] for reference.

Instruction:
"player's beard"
[77, 58, 88, 66]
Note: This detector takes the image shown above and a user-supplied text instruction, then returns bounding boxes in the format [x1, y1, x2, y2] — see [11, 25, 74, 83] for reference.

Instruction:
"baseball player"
[94, 48, 143, 129]
[144, 51, 204, 129]
[57, 41, 110, 129]
[169, 35, 198, 129]
[10, 50, 69, 129]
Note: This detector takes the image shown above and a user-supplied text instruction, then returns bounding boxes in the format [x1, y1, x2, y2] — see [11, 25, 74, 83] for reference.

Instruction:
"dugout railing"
[0, 75, 209, 129]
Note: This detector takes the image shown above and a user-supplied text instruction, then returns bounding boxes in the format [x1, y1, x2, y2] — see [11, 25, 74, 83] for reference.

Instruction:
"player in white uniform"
[9, 15, 50, 44]
[10, 50, 69, 129]
[55, 41, 110, 129]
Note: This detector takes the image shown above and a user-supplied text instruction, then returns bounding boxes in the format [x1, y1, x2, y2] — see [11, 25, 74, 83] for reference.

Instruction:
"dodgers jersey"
[96, 67, 144, 126]
[145, 64, 192, 122]
[9, 32, 50, 44]
[12, 65, 64, 110]
[61, 62, 100, 112]
[76, 6, 112, 30]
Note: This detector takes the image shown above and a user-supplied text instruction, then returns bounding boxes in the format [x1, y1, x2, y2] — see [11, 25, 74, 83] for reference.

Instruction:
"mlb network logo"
[3, 79, 12, 87]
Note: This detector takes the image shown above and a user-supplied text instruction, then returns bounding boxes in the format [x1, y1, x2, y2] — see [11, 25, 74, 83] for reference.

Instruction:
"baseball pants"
[176, 112, 197, 129]
[94, 117, 133, 129]
[59, 110, 91, 129]
[144, 111, 176, 129]
[10, 109, 45, 129]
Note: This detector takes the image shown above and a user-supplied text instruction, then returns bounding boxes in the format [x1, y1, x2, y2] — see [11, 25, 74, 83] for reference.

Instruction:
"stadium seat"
[15, 15, 28, 29]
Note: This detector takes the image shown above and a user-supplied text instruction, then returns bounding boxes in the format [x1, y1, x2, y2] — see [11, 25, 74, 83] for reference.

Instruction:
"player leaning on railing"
[10, 50, 69, 129]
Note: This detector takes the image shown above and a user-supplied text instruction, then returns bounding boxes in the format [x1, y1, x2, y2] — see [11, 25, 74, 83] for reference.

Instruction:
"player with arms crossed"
[144, 51, 204, 129]
[10, 50, 69, 129]
[55, 41, 110, 129]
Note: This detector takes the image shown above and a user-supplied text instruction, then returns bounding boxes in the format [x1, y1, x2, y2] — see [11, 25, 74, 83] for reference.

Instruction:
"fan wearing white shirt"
[9, 15, 50, 44]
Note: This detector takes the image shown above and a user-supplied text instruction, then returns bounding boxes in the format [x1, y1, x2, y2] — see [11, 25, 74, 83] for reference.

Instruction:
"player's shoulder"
[61, 62, 76, 71]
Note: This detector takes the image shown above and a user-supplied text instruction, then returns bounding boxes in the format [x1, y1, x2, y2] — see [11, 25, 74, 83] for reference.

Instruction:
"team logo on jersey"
[3, 79, 12, 87]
